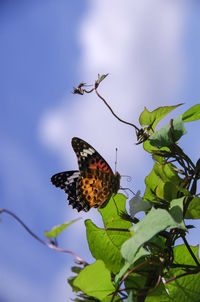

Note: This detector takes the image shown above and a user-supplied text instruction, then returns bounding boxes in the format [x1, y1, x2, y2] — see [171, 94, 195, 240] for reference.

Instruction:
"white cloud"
[39, 1, 187, 190]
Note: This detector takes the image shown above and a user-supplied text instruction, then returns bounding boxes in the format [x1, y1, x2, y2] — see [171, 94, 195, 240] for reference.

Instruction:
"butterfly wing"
[51, 170, 86, 212]
[51, 138, 120, 212]
[71, 137, 120, 209]
[71, 137, 113, 174]
[77, 169, 114, 209]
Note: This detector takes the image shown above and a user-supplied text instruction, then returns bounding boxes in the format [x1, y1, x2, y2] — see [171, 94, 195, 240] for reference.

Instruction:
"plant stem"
[95, 88, 140, 131]
[181, 235, 200, 266]
[0, 208, 88, 266]
[110, 261, 148, 302]
[105, 227, 130, 232]
[165, 268, 200, 283]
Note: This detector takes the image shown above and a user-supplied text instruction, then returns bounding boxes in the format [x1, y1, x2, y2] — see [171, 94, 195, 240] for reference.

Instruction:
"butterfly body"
[51, 137, 120, 212]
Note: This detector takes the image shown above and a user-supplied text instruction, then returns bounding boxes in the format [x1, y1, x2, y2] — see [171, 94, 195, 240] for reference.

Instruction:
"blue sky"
[1, 1, 200, 301]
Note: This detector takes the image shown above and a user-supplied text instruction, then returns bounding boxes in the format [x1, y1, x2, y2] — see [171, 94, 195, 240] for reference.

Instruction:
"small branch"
[94, 88, 140, 131]
[147, 275, 162, 294]
[181, 235, 200, 266]
[184, 158, 200, 216]
[169, 119, 189, 177]
[170, 263, 199, 269]
[0, 209, 88, 266]
[104, 227, 130, 232]
[165, 268, 200, 284]
[110, 261, 148, 302]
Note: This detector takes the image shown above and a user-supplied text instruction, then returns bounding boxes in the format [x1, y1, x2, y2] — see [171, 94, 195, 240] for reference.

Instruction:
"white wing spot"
[80, 148, 95, 157]
[65, 172, 80, 184]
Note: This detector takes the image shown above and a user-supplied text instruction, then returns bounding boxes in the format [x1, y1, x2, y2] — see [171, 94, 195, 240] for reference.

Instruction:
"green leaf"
[143, 168, 159, 202]
[85, 194, 132, 274]
[44, 218, 81, 238]
[98, 194, 132, 229]
[182, 104, 200, 122]
[85, 219, 130, 274]
[154, 162, 180, 183]
[121, 198, 186, 265]
[73, 260, 116, 301]
[143, 162, 183, 203]
[139, 104, 182, 130]
[148, 115, 186, 148]
[165, 245, 200, 301]
[156, 181, 180, 202]
[185, 196, 200, 219]
[115, 247, 150, 283]
[153, 162, 182, 202]
[143, 139, 170, 154]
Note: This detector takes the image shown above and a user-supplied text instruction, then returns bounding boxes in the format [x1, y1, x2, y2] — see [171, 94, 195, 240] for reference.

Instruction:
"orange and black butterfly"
[51, 137, 120, 212]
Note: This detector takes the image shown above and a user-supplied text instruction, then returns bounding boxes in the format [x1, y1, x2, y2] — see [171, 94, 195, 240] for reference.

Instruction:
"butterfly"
[51, 137, 120, 212]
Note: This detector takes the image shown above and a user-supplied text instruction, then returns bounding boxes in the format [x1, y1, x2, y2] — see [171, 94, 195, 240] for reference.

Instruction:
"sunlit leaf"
[143, 168, 159, 202]
[182, 104, 200, 122]
[98, 194, 132, 229]
[85, 220, 129, 273]
[44, 218, 81, 238]
[73, 260, 116, 301]
[85, 195, 132, 274]
[139, 104, 182, 130]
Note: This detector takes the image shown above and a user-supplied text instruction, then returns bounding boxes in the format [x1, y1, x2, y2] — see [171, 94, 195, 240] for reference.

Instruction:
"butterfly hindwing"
[51, 171, 82, 211]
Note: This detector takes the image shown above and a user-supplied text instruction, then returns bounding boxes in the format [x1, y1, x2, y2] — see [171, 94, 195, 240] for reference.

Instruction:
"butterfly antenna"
[115, 148, 118, 173]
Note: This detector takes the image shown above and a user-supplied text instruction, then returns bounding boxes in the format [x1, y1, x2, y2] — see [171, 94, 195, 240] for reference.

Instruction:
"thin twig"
[104, 227, 130, 232]
[169, 119, 189, 178]
[181, 235, 200, 266]
[0, 209, 88, 266]
[184, 158, 200, 216]
[165, 268, 200, 284]
[94, 88, 140, 131]
[110, 261, 148, 302]
[147, 275, 162, 294]
[170, 263, 199, 269]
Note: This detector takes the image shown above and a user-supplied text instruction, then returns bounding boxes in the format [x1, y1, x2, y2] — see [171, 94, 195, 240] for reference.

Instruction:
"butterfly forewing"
[72, 137, 113, 174]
